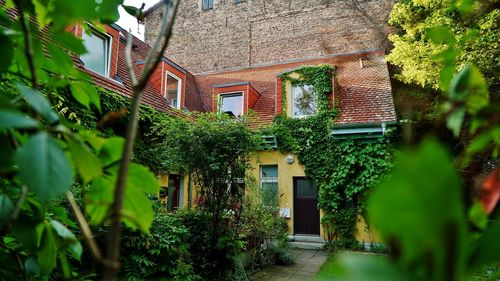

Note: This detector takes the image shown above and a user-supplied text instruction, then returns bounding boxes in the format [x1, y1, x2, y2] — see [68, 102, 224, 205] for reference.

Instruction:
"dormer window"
[81, 28, 112, 77]
[165, 72, 182, 109]
[292, 84, 316, 118]
[220, 92, 243, 116]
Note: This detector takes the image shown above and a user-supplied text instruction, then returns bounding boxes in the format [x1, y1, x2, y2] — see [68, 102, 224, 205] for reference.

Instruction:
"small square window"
[292, 85, 317, 117]
[219, 92, 243, 116]
[81, 28, 111, 77]
[202, 0, 213, 10]
[165, 72, 182, 109]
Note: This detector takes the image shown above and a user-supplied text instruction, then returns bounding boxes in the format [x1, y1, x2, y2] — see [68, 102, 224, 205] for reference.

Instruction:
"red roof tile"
[193, 50, 397, 127]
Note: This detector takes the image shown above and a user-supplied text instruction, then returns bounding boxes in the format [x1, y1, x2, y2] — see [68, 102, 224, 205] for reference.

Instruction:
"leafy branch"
[103, 1, 180, 279]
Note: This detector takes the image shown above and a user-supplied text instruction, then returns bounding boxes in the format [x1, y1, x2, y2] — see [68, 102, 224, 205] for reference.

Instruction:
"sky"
[116, 0, 159, 41]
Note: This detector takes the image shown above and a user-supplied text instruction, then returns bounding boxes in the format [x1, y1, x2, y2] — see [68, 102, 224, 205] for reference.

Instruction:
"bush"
[177, 209, 246, 280]
[240, 186, 293, 270]
[120, 204, 200, 281]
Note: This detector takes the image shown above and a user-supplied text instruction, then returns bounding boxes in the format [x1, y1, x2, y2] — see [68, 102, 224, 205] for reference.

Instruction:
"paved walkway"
[251, 249, 328, 281]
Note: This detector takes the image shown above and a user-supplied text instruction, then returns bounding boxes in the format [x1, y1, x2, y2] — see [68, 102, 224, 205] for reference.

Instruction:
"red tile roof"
[193, 50, 397, 127]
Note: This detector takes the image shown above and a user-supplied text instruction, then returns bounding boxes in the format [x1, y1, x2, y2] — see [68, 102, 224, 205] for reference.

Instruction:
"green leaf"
[369, 139, 466, 280]
[319, 253, 421, 281]
[426, 26, 456, 45]
[52, 32, 86, 55]
[86, 175, 114, 225]
[0, 110, 39, 131]
[122, 4, 140, 17]
[50, 220, 82, 260]
[24, 257, 40, 276]
[50, 220, 77, 242]
[86, 167, 154, 233]
[98, 137, 124, 166]
[449, 65, 489, 115]
[66, 136, 102, 184]
[446, 107, 465, 137]
[468, 201, 488, 230]
[37, 222, 58, 275]
[0, 195, 14, 226]
[70, 82, 101, 111]
[128, 163, 159, 194]
[15, 132, 74, 203]
[122, 181, 154, 234]
[17, 85, 59, 124]
[469, 220, 500, 269]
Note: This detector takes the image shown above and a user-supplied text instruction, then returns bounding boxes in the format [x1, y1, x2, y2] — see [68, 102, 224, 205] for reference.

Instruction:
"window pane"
[262, 182, 278, 206]
[220, 94, 243, 116]
[292, 85, 316, 117]
[81, 31, 108, 76]
[296, 178, 317, 199]
[203, 0, 213, 9]
[261, 165, 278, 178]
[166, 74, 180, 108]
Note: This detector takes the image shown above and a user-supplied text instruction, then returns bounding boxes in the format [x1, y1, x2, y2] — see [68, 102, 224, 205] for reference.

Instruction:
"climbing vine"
[280, 64, 334, 115]
[272, 66, 394, 248]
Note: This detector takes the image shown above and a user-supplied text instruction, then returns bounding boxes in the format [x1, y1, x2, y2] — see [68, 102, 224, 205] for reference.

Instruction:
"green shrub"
[177, 209, 245, 280]
[240, 186, 293, 269]
[120, 204, 200, 281]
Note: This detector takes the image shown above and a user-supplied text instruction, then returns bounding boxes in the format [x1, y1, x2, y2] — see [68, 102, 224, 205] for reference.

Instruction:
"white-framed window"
[219, 92, 243, 116]
[292, 84, 317, 118]
[165, 72, 182, 109]
[260, 165, 278, 206]
[202, 0, 214, 10]
[81, 27, 112, 77]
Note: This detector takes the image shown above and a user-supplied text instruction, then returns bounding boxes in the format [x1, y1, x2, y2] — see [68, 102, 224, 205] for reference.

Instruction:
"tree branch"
[65, 192, 106, 266]
[102, 1, 179, 280]
[13, 0, 38, 89]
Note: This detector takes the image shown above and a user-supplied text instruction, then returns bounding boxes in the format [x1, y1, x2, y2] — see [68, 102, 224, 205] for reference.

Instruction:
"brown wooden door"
[293, 177, 320, 235]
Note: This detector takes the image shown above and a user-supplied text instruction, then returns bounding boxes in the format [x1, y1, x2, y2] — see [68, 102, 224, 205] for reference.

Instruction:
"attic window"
[202, 0, 213, 10]
[292, 85, 317, 118]
[220, 92, 243, 116]
[165, 72, 182, 109]
[81, 27, 112, 77]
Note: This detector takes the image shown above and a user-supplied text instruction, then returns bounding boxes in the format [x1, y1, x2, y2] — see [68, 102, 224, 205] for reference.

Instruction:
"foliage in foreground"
[386, 0, 499, 92]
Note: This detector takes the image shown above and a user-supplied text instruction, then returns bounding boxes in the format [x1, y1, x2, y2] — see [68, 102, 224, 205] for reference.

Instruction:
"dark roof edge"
[213, 81, 249, 88]
[193, 48, 385, 76]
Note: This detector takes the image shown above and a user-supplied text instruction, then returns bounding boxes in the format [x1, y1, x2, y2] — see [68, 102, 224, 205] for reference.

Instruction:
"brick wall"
[144, 0, 393, 74]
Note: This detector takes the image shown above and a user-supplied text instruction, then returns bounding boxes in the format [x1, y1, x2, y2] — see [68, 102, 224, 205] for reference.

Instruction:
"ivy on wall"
[272, 66, 394, 248]
[280, 65, 335, 115]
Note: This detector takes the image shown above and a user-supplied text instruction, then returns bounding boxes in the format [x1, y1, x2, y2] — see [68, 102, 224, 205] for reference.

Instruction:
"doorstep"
[288, 235, 326, 250]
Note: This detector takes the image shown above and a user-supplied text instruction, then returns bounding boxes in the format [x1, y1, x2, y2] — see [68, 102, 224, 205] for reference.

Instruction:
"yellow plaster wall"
[158, 174, 192, 209]
[250, 150, 381, 243]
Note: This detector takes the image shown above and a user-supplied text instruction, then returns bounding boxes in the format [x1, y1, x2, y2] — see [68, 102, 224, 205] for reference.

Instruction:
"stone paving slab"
[250, 249, 328, 281]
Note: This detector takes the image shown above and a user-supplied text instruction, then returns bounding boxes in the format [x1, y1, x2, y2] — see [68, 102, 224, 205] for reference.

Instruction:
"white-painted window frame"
[165, 71, 182, 109]
[81, 25, 112, 78]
